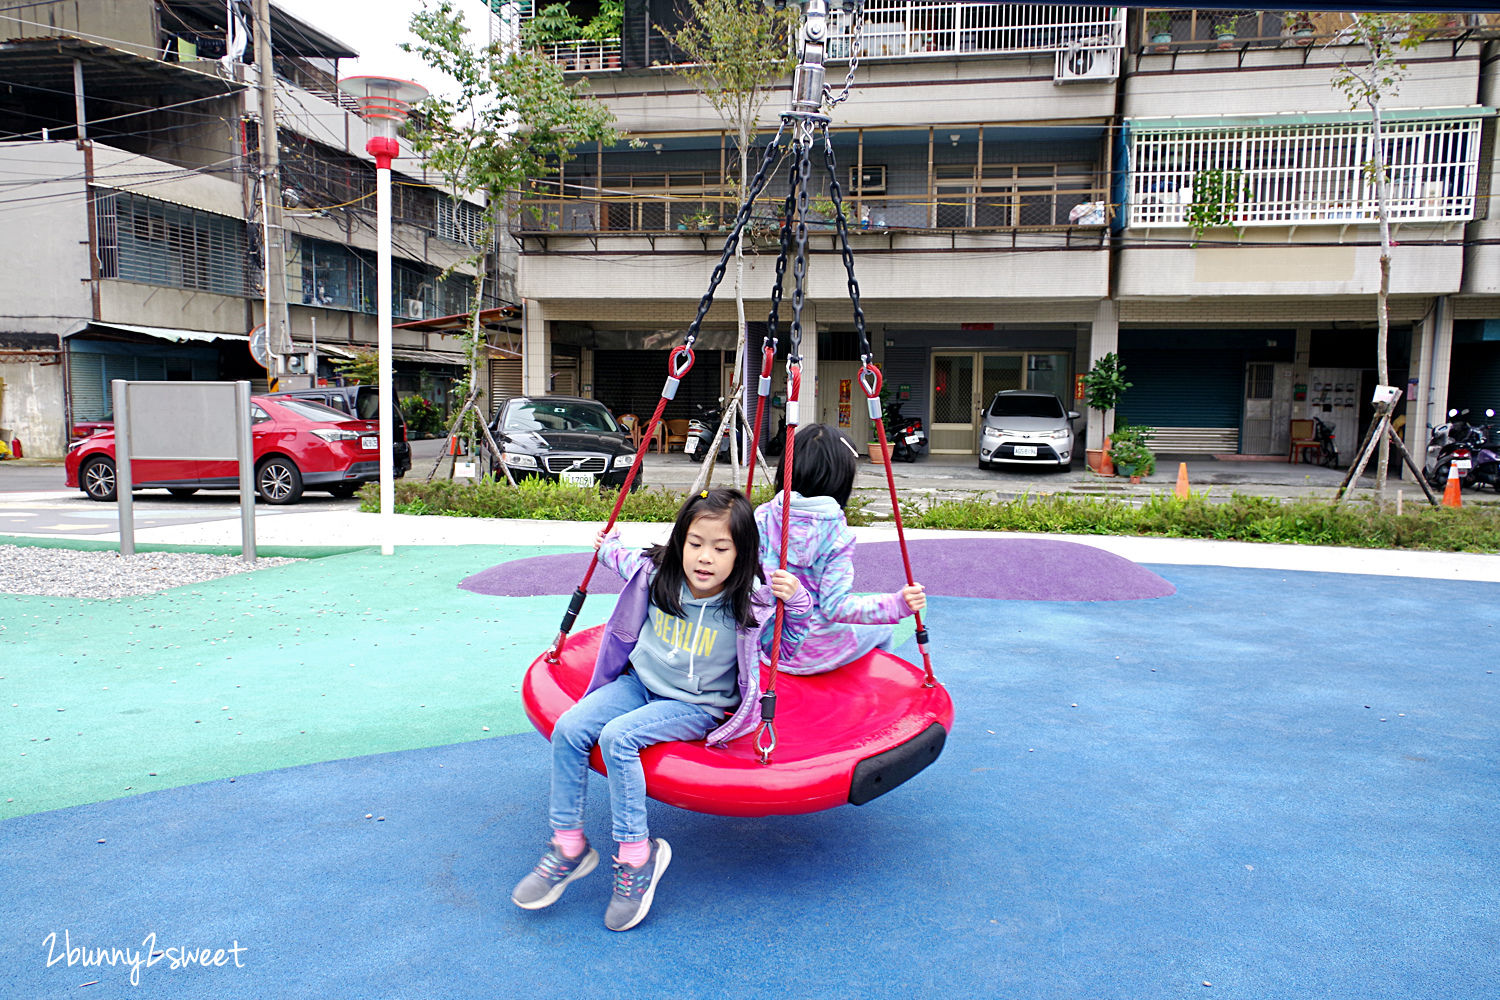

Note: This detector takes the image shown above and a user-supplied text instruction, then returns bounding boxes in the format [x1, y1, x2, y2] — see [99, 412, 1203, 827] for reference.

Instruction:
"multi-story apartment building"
[511, 3, 1499, 468]
[0, 0, 503, 457]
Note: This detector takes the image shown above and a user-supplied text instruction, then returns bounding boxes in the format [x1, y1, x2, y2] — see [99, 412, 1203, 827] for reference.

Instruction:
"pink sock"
[552, 828, 586, 859]
[617, 838, 650, 867]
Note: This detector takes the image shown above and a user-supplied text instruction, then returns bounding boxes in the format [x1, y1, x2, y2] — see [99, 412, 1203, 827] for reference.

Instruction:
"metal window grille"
[93, 189, 250, 297]
[435, 196, 493, 249]
[826, 2, 1123, 60]
[1129, 116, 1483, 228]
[293, 236, 465, 320]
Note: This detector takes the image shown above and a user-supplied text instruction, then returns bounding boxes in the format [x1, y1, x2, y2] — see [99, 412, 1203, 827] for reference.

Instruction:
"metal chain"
[787, 119, 816, 365]
[763, 151, 802, 355]
[682, 120, 789, 348]
[820, 123, 870, 364]
[824, 0, 864, 109]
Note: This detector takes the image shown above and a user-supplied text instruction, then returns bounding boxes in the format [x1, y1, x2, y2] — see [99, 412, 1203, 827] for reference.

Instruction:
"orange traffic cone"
[1175, 462, 1190, 499]
[1442, 461, 1463, 508]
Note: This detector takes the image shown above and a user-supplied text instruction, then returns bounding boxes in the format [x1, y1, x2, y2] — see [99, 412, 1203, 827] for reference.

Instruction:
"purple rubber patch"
[459, 538, 1174, 602]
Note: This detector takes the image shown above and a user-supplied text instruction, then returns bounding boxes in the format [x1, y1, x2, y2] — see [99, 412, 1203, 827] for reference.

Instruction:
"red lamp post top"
[338, 75, 429, 169]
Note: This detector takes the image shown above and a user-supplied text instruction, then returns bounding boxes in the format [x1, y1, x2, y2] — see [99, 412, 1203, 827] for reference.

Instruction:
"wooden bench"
[1135, 427, 1240, 454]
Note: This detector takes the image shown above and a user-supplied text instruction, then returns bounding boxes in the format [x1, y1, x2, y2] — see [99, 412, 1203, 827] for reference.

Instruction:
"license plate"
[1014, 445, 1038, 457]
[904, 433, 921, 445]
[1454, 459, 1472, 472]
[683, 436, 699, 456]
[560, 470, 595, 486]
[361, 436, 378, 450]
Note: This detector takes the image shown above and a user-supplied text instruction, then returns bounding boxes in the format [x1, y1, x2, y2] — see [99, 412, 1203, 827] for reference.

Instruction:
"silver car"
[978, 391, 1079, 468]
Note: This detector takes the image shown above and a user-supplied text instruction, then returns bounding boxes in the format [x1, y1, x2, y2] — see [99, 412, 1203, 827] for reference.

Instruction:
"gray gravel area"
[0, 545, 298, 599]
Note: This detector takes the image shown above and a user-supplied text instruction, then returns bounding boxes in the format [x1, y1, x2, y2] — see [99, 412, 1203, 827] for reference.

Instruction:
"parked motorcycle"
[1425, 407, 1483, 489]
[883, 400, 927, 463]
[685, 399, 740, 460]
[1465, 408, 1500, 492]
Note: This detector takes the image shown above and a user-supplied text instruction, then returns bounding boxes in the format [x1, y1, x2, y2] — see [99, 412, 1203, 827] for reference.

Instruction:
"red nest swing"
[522, 121, 951, 817]
[523, 625, 953, 816]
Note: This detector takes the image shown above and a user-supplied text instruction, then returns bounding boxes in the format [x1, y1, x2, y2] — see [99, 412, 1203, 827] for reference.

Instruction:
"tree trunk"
[1371, 95, 1391, 504]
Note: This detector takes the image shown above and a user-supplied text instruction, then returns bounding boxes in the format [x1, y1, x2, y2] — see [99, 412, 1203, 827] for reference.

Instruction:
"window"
[94, 190, 250, 297]
[1246, 362, 1274, 401]
[436, 196, 492, 248]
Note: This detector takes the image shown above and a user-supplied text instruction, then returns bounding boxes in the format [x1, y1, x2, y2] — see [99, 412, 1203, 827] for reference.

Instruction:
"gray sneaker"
[511, 840, 598, 910]
[604, 838, 672, 932]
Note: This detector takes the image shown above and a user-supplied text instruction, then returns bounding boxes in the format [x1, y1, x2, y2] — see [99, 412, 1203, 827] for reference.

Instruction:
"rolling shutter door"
[1449, 343, 1500, 411]
[882, 346, 927, 426]
[591, 349, 723, 421]
[1116, 349, 1242, 428]
[68, 352, 106, 421]
[489, 358, 522, 417]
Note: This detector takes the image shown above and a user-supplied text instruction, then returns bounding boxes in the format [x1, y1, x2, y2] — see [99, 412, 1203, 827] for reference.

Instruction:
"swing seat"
[522, 624, 954, 817]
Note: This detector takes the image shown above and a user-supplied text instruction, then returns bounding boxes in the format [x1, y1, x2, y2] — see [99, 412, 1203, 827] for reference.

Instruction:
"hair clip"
[840, 437, 859, 457]
[699, 490, 709, 498]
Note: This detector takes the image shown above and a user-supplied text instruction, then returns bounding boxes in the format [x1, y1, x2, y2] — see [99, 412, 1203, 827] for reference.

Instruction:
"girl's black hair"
[645, 486, 765, 629]
[774, 423, 858, 508]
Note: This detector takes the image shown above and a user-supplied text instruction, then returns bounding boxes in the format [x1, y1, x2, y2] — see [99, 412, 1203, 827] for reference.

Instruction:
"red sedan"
[65, 395, 383, 505]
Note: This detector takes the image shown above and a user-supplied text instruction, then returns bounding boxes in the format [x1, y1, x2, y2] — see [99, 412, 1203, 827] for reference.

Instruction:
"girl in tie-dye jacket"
[755, 423, 926, 674]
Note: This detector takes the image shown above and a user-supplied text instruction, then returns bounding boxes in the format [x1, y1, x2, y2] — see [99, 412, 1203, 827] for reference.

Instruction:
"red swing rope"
[545, 345, 694, 663]
[859, 365, 934, 685]
[754, 365, 800, 763]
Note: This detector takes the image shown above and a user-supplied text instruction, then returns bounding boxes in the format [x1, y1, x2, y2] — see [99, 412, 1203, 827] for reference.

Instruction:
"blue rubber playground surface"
[2, 536, 1497, 999]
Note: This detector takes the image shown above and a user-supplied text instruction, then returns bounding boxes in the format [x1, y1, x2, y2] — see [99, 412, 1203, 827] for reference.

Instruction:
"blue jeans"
[548, 670, 719, 844]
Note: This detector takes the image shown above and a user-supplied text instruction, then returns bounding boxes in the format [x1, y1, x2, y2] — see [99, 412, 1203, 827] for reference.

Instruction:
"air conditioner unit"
[1054, 43, 1119, 83]
[404, 299, 425, 319]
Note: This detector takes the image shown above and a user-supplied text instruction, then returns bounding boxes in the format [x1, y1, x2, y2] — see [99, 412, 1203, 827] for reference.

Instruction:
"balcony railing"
[1129, 114, 1483, 228]
[826, 2, 1122, 60]
[536, 37, 622, 71]
[1136, 9, 1500, 52]
[512, 185, 1111, 236]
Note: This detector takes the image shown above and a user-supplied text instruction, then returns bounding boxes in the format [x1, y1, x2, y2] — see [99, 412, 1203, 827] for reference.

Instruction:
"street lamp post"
[338, 76, 429, 556]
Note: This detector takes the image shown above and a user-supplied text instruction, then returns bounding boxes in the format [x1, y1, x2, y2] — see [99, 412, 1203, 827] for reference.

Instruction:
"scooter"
[1466, 409, 1500, 492]
[685, 399, 738, 459]
[1425, 407, 1481, 489]
[884, 400, 927, 463]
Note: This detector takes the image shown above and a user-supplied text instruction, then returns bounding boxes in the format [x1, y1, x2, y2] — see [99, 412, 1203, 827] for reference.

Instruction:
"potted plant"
[1184, 167, 1244, 242]
[581, 0, 622, 67]
[1108, 438, 1155, 483]
[1147, 11, 1173, 50]
[683, 208, 716, 231]
[811, 194, 853, 228]
[522, 2, 584, 52]
[1213, 15, 1239, 48]
[1107, 423, 1155, 482]
[1082, 352, 1131, 475]
[1283, 11, 1316, 44]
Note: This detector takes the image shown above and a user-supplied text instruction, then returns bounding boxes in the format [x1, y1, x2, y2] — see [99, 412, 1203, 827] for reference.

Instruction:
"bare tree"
[1328, 12, 1446, 503]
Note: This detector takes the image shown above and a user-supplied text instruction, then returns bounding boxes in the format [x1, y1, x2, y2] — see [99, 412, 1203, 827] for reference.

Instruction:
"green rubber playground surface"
[1, 545, 590, 821]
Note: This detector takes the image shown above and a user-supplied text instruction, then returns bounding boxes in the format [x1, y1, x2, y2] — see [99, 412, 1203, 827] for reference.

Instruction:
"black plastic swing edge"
[847, 722, 947, 807]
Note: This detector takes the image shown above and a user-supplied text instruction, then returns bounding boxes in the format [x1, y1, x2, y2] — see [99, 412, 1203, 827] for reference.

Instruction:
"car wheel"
[256, 456, 304, 504]
[327, 483, 360, 498]
[80, 457, 118, 502]
[977, 458, 989, 471]
[167, 488, 198, 498]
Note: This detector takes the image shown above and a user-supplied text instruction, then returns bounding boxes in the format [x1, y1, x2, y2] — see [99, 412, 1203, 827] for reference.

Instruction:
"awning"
[296, 342, 356, 359]
[389, 347, 466, 366]
[70, 322, 248, 344]
[1128, 106, 1496, 131]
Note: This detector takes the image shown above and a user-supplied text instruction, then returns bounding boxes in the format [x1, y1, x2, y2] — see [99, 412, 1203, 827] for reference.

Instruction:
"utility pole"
[254, 0, 290, 388]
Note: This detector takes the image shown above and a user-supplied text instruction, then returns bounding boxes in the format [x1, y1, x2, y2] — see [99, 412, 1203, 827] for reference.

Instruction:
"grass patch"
[360, 477, 879, 526]
[906, 492, 1500, 553]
